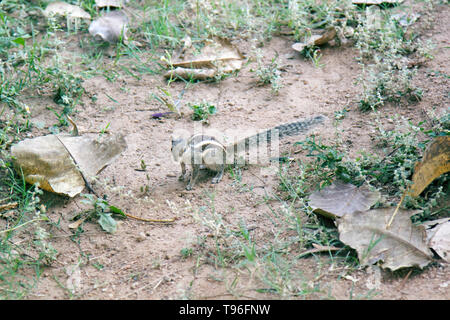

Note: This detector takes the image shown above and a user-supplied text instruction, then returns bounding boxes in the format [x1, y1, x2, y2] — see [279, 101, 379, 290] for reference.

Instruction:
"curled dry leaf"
[44, 2, 91, 20]
[89, 10, 128, 43]
[309, 180, 380, 219]
[164, 67, 217, 81]
[337, 208, 433, 270]
[164, 37, 244, 80]
[409, 136, 450, 197]
[292, 27, 336, 53]
[423, 218, 450, 262]
[11, 133, 127, 198]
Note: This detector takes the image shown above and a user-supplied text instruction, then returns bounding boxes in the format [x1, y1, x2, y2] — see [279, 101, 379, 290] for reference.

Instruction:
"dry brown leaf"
[409, 136, 450, 197]
[337, 208, 433, 270]
[11, 133, 126, 198]
[89, 10, 128, 43]
[309, 181, 380, 219]
[292, 27, 336, 53]
[164, 67, 217, 81]
[44, 2, 91, 20]
[423, 218, 450, 262]
[58, 133, 127, 177]
[68, 218, 85, 229]
[164, 37, 244, 80]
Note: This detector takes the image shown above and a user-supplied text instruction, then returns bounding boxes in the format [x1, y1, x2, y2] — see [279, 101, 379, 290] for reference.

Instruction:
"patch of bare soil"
[26, 4, 449, 300]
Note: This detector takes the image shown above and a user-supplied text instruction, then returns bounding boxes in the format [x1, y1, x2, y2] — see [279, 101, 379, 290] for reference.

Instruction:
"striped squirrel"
[171, 115, 326, 190]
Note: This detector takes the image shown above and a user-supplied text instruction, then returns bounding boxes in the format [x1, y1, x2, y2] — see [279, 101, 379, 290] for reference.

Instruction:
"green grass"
[0, 0, 448, 299]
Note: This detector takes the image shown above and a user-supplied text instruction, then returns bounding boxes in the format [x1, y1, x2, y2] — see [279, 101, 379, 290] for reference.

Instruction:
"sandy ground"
[19, 3, 450, 300]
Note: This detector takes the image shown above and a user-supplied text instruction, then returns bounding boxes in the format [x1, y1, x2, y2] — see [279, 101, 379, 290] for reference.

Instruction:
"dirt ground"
[23, 4, 449, 300]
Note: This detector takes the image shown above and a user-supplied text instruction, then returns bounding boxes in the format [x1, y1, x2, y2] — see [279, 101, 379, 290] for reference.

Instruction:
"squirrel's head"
[171, 132, 189, 161]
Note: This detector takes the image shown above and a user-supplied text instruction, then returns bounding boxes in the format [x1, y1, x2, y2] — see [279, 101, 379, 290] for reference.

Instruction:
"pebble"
[136, 232, 147, 242]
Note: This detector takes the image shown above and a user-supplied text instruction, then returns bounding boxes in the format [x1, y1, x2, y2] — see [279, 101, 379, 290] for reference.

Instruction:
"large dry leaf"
[309, 181, 380, 219]
[409, 136, 450, 197]
[338, 208, 433, 270]
[423, 218, 450, 262]
[58, 133, 126, 177]
[292, 27, 336, 53]
[11, 133, 126, 198]
[88, 10, 128, 43]
[44, 2, 91, 20]
[164, 37, 244, 80]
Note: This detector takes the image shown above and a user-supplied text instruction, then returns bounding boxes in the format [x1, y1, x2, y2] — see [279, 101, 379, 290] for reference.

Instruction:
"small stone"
[136, 232, 146, 242]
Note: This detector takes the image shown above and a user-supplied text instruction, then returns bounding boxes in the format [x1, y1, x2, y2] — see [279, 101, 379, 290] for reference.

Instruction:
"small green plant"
[180, 247, 193, 259]
[251, 48, 283, 93]
[78, 194, 126, 234]
[189, 101, 217, 122]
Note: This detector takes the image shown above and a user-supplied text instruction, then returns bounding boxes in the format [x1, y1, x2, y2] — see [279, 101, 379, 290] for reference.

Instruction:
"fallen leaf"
[11, 133, 127, 198]
[95, 0, 126, 8]
[58, 133, 127, 178]
[89, 10, 128, 43]
[337, 208, 433, 270]
[423, 218, 450, 262]
[164, 67, 217, 81]
[44, 2, 91, 20]
[68, 218, 85, 229]
[309, 181, 381, 219]
[98, 213, 117, 233]
[409, 136, 450, 197]
[292, 27, 336, 53]
[164, 37, 244, 80]
[352, 0, 404, 4]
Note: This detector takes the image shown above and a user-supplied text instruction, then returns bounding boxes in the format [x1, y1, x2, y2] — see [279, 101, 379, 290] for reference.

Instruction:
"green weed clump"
[0, 163, 57, 299]
[189, 101, 217, 122]
[354, 5, 435, 111]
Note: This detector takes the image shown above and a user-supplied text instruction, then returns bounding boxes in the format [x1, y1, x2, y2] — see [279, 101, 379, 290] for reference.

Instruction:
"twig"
[123, 212, 177, 223]
[297, 244, 341, 258]
[386, 190, 407, 229]
[397, 269, 413, 290]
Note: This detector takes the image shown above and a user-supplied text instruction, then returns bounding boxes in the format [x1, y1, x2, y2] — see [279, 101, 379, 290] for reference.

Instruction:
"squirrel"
[171, 115, 327, 190]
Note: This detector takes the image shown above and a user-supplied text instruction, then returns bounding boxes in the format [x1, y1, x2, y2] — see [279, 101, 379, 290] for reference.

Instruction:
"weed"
[0, 161, 56, 299]
[250, 48, 283, 93]
[180, 247, 193, 259]
[354, 5, 434, 110]
[189, 100, 217, 123]
[77, 194, 126, 234]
